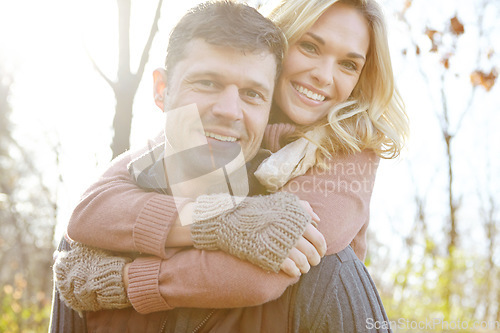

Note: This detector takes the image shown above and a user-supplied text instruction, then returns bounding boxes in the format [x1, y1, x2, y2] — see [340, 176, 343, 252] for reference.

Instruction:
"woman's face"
[274, 2, 370, 125]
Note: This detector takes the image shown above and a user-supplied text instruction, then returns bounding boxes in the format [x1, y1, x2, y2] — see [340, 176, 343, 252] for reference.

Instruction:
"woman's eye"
[341, 61, 358, 72]
[299, 42, 317, 54]
[246, 91, 259, 98]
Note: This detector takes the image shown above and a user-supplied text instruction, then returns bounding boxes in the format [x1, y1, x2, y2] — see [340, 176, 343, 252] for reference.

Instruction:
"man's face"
[157, 39, 277, 164]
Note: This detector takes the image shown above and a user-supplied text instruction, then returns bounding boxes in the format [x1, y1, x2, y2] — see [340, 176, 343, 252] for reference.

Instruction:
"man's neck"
[163, 158, 250, 199]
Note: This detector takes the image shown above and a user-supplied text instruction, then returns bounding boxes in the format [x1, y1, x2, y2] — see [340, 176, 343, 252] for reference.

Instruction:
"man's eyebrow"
[246, 80, 272, 97]
[188, 71, 272, 95]
[185, 70, 219, 80]
[305, 32, 366, 61]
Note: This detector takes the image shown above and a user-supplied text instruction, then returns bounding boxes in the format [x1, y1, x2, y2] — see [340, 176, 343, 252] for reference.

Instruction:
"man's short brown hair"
[165, 0, 286, 83]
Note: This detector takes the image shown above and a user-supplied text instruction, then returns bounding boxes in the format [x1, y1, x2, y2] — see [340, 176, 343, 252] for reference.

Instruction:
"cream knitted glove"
[53, 242, 132, 313]
[190, 192, 311, 272]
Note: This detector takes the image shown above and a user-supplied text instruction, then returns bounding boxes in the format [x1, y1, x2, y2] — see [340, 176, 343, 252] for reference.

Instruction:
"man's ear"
[153, 68, 168, 111]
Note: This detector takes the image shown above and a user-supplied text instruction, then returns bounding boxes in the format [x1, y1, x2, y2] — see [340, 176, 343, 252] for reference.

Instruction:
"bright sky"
[1, 0, 499, 262]
[0, 0, 205, 239]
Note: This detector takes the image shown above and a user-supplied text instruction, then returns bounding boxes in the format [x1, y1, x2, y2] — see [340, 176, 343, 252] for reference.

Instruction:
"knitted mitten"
[190, 191, 311, 272]
[53, 242, 132, 313]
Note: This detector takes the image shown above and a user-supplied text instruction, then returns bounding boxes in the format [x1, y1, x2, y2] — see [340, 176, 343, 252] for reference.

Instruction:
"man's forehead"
[180, 39, 276, 86]
[184, 38, 269, 57]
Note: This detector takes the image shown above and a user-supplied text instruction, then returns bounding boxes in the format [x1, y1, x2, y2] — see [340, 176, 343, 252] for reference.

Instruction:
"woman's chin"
[285, 109, 321, 126]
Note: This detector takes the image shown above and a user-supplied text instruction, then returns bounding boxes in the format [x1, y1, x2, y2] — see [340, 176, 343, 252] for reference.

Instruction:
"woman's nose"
[310, 58, 334, 88]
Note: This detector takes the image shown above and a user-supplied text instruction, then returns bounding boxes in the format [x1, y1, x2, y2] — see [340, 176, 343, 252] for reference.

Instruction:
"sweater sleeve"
[280, 150, 379, 261]
[69, 127, 377, 313]
[66, 135, 189, 258]
[127, 248, 299, 314]
[126, 149, 379, 313]
[75, 149, 378, 314]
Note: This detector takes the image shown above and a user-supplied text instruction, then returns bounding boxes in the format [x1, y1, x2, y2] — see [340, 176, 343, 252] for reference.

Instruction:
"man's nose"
[212, 86, 243, 121]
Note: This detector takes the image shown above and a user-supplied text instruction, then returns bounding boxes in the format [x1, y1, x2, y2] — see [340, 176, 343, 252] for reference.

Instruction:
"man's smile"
[205, 131, 238, 142]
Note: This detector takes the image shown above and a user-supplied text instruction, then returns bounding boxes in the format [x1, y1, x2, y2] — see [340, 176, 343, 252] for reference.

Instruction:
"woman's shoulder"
[310, 149, 380, 179]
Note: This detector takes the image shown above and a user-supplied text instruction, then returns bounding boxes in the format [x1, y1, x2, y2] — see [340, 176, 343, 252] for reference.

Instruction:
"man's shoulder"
[126, 133, 168, 192]
[247, 149, 272, 196]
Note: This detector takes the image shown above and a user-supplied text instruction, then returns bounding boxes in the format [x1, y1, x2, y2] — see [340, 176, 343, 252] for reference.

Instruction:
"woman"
[54, 0, 407, 331]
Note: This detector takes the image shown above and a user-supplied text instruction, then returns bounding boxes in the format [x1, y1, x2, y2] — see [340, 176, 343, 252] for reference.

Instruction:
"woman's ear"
[153, 68, 168, 111]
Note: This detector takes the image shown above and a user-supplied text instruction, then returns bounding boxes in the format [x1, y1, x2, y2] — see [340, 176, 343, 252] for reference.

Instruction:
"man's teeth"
[293, 84, 326, 102]
[205, 132, 237, 142]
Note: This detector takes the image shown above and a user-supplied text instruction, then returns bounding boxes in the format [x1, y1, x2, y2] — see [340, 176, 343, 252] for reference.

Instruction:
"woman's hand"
[280, 200, 326, 277]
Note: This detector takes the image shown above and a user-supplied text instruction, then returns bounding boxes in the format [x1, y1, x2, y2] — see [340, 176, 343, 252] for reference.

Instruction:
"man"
[51, 2, 326, 332]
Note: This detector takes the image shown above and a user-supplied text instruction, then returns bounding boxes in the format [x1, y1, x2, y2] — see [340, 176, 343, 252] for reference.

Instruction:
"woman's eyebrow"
[305, 32, 366, 61]
[347, 52, 366, 61]
[305, 32, 325, 45]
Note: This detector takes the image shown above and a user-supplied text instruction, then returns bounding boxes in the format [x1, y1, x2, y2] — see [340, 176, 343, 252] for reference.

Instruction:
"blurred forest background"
[0, 0, 499, 331]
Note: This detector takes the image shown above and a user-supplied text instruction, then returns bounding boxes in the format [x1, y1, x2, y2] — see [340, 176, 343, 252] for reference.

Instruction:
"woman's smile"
[292, 82, 327, 103]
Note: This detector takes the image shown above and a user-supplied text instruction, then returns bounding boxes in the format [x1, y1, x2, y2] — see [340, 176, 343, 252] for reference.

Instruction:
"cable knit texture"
[53, 242, 131, 313]
[190, 192, 311, 272]
[191, 193, 242, 221]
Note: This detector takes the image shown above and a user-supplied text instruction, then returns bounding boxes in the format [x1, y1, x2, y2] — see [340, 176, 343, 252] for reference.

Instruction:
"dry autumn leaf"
[404, 0, 412, 12]
[441, 57, 450, 69]
[470, 69, 498, 91]
[450, 16, 464, 36]
[425, 28, 439, 52]
[425, 28, 438, 42]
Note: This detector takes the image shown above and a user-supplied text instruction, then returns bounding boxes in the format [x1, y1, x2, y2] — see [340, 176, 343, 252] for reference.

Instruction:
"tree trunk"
[111, 88, 135, 158]
[102, 0, 163, 158]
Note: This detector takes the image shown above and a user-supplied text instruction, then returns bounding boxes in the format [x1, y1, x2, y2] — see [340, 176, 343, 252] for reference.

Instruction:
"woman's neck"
[269, 104, 294, 125]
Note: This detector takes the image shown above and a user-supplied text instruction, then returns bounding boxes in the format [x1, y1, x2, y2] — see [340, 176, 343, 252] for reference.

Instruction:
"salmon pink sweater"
[67, 123, 379, 314]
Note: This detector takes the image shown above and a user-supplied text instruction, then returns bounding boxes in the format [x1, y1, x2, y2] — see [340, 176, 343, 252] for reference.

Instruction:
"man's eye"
[197, 80, 215, 87]
[241, 89, 264, 104]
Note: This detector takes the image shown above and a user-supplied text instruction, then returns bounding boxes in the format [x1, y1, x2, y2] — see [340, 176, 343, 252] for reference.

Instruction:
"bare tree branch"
[136, 0, 164, 80]
[110, 0, 163, 157]
[85, 46, 116, 90]
[117, 0, 131, 79]
[454, 87, 477, 134]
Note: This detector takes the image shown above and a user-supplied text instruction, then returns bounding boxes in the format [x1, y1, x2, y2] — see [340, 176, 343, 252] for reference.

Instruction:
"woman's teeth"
[205, 132, 237, 142]
[293, 84, 326, 102]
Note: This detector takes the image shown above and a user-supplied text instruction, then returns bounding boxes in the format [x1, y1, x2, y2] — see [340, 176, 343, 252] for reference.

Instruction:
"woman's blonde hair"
[262, 0, 409, 165]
